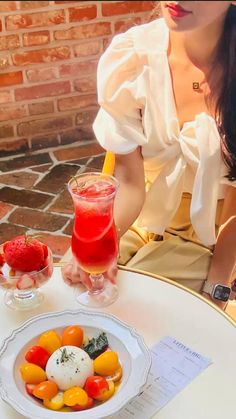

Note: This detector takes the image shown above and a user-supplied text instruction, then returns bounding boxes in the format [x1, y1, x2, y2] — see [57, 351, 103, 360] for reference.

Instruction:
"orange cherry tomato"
[62, 325, 84, 347]
[38, 330, 62, 355]
[33, 380, 58, 400]
[20, 363, 47, 384]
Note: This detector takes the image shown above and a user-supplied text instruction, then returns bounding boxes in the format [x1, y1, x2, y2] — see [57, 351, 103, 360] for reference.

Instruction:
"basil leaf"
[83, 332, 109, 359]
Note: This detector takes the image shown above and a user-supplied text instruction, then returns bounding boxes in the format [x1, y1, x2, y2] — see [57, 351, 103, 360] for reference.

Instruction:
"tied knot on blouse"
[93, 18, 233, 247]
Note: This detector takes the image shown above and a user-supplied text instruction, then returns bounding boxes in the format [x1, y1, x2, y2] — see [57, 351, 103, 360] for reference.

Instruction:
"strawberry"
[3, 235, 45, 272]
[16, 274, 35, 290]
[42, 243, 48, 259]
[0, 253, 4, 267]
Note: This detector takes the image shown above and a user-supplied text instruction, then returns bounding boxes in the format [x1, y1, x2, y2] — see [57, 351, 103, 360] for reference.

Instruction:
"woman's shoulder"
[107, 18, 168, 55]
[124, 18, 169, 54]
[96, 18, 169, 105]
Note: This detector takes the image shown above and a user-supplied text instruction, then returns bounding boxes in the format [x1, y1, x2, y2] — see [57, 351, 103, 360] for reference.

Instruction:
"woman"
[63, 1, 236, 309]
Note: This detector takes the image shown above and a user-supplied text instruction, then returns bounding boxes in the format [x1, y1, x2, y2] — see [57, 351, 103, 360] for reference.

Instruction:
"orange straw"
[102, 151, 115, 175]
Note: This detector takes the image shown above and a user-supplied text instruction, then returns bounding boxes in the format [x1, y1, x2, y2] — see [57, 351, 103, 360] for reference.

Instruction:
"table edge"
[54, 263, 236, 328]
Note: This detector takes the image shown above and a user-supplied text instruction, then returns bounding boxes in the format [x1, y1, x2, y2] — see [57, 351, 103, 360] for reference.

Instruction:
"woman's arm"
[114, 147, 146, 238]
[208, 186, 236, 283]
[205, 186, 236, 307]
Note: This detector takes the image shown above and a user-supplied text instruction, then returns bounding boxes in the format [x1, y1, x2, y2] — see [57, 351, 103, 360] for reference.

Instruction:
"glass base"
[76, 282, 118, 308]
[4, 289, 44, 311]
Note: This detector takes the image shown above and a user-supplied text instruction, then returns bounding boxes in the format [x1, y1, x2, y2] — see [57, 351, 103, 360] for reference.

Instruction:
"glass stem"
[89, 274, 105, 294]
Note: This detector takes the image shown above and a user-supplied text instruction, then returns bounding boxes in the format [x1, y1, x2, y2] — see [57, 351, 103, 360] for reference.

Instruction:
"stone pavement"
[0, 140, 105, 262]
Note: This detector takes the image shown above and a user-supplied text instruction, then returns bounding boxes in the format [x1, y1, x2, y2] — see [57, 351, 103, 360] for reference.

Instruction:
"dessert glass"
[0, 245, 53, 311]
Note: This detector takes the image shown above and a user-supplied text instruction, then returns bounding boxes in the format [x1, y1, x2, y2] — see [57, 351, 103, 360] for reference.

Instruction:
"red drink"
[68, 173, 119, 307]
[70, 177, 118, 274]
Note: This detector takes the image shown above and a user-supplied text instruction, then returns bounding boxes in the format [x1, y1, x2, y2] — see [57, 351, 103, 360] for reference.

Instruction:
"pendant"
[192, 82, 200, 91]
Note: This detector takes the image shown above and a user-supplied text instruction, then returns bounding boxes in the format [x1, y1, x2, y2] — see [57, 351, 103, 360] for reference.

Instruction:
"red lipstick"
[166, 3, 192, 18]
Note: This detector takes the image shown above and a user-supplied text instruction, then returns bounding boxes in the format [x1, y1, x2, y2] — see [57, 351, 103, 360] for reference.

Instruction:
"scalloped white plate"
[0, 309, 151, 419]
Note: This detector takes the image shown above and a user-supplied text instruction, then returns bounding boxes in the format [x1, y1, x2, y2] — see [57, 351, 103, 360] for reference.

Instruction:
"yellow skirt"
[118, 193, 224, 293]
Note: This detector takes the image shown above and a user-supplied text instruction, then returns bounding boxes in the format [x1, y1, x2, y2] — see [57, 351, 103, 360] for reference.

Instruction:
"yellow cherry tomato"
[64, 386, 88, 407]
[38, 330, 62, 355]
[33, 380, 58, 400]
[93, 351, 120, 376]
[107, 366, 123, 383]
[20, 363, 47, 384]
[114, 381, 121, 394]
[94, 380, 115, 402]
[60, 407, 72, 412]
[43, 392, 65, 411]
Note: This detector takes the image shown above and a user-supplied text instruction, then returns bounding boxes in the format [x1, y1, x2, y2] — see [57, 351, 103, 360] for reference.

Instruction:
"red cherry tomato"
[0, 253, 4, 266]
[25, 383, 36, 396]
[71, 397, 94, 411]
[84, 376, 109, 399]
[25, 346, 50, 369]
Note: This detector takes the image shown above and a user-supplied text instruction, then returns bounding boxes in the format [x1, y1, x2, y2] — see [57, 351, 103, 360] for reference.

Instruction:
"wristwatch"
[231, 279, 236, 299]
[202, 281, 235, 302]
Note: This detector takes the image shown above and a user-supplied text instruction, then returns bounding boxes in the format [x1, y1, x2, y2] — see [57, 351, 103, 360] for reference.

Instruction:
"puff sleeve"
[93, 30, 147, 154]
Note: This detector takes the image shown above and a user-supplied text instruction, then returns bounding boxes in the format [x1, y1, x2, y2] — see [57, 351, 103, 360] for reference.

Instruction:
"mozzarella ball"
[46, 346, 93, 390]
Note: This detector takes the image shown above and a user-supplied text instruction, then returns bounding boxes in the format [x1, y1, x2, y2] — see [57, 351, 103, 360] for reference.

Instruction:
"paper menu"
[115, 336, 212, 419]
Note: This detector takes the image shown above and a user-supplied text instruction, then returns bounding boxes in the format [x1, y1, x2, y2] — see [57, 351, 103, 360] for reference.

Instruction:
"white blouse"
[93, 18, 235, 247]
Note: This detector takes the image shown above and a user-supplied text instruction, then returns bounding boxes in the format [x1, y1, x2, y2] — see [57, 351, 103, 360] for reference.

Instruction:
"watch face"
[213, 285, 231, 302]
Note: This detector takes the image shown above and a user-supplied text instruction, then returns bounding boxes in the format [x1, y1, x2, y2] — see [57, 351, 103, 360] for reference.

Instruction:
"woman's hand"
[61, 257, 117, 288]
[61, 258, 91, 288]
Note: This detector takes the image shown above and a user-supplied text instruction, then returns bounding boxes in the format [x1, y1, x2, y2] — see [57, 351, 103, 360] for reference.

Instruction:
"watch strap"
[202, 281, 214, 296]
[203, 281, 235, 301]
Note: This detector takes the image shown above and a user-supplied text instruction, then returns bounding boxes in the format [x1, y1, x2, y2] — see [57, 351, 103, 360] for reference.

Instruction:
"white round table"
[0, 266, 235, 419]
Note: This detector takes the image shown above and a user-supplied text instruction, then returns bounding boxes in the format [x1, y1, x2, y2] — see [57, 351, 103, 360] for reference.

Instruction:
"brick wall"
[0, 0, 154, 157]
